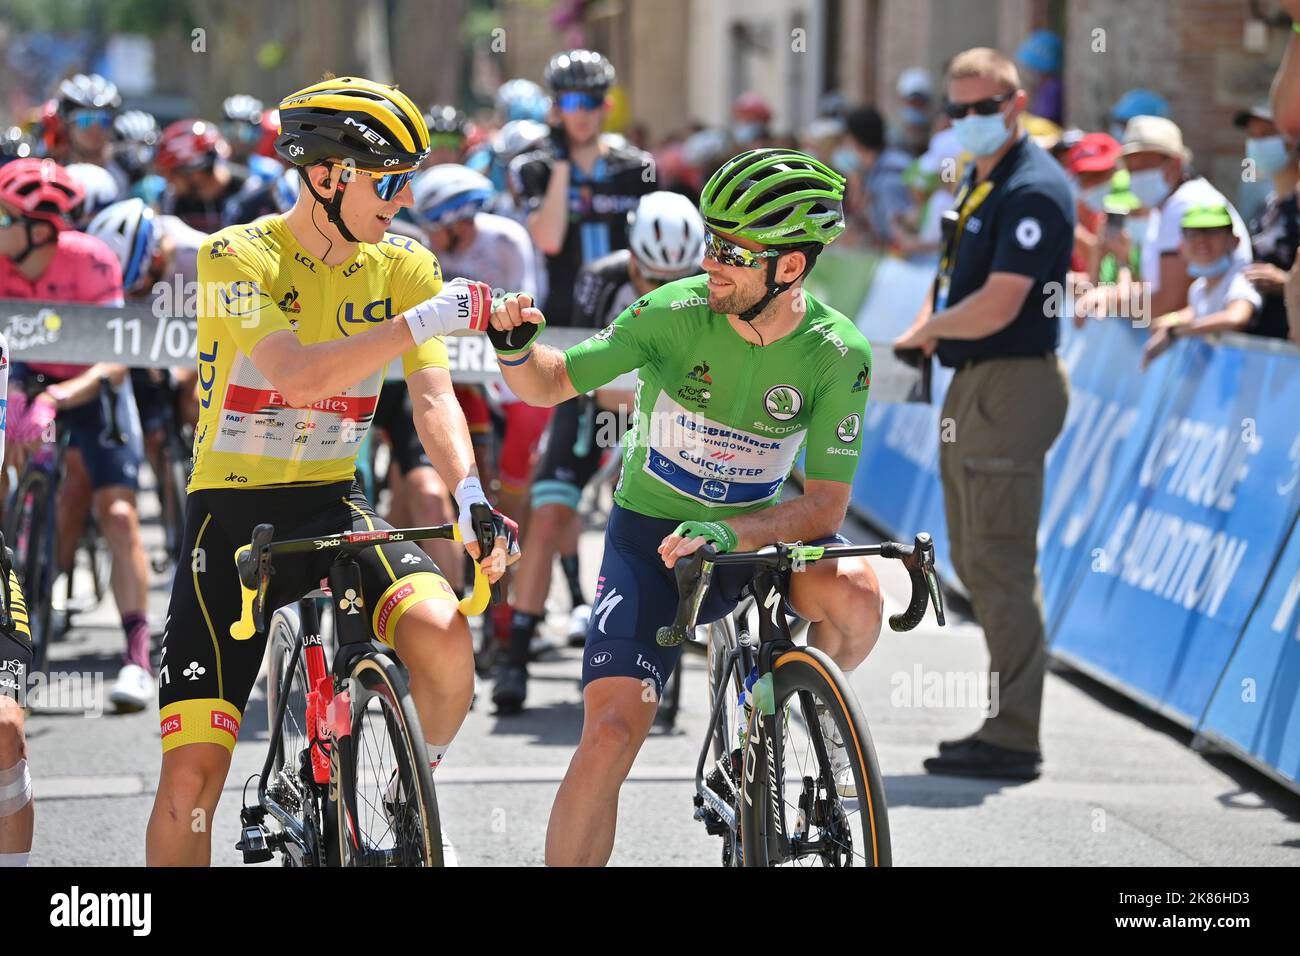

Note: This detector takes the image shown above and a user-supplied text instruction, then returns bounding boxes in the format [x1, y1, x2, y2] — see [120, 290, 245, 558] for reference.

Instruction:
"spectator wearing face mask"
[1063, 132, 1122, 280]
[1120, 115, 1252, 321]
[1141, 204, 1263, 368]
[1234, 102, 1298, 341]
[839, 105, 916, 248]
[732, 92, 775, 148]
[895, 68, 936, 156]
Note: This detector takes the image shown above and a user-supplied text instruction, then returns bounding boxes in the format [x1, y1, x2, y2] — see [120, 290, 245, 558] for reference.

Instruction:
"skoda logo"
[590, 651, 613, 667]
[837, 413, 861, 444]
[763, 384, 803, 421]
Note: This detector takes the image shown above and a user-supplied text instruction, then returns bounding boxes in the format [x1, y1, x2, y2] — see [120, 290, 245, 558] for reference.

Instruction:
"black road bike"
[233, 504, 499, 867]
[658, 533, 945, 866]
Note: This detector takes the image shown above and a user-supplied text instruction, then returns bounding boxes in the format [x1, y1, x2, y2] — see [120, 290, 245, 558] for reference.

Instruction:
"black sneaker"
[492, 662, 528, 715]
[923, 739, 1041, 780]
[937, 732, 981, 754]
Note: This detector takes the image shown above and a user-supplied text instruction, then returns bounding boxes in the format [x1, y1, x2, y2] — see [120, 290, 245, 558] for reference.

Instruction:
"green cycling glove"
[486, 292, 546, 363]
[671, 520, 738, 553]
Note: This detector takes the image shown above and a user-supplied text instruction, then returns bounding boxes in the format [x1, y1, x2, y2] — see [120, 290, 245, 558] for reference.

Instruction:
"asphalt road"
[22, 478, 1300, 867]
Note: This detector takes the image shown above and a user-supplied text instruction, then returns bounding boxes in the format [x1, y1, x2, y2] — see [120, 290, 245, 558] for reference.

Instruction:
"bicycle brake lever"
[657, 545, 715, 647]
[468, 501, 505, 605]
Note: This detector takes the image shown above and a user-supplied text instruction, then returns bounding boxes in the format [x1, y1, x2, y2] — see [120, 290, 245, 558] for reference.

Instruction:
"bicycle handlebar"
[655, 532, 946, 648]
[230, 502, 499, 641]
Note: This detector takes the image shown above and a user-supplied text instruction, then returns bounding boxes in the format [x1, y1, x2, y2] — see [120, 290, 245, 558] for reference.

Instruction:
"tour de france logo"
[764, 384, 803, 421]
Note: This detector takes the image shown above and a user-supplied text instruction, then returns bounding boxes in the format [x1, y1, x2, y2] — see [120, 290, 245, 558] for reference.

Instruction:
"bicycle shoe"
[566, 603, 592, 647]
[816, 702, 857, 798]
[109, 663, 153, 713]
[492, 662, 528, 714]
[937, 732, 981, 754]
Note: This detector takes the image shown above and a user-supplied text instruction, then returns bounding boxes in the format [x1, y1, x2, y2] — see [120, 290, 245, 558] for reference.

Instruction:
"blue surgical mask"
[950, 111, 1012, 157]
[902, 106, 930, 126]
[1246, 135, 1291, 177]
[1080, 180, 1112, 212]
[1128, 167, 1172, 209]
[832, 146, 861, 175]
[1187, 254, 1233, 278]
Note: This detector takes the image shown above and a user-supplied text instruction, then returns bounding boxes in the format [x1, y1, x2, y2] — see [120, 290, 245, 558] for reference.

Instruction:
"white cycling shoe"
[566, 604, 592, 648]
[816, 703, 857, 798]
[109, 663, 153, 713]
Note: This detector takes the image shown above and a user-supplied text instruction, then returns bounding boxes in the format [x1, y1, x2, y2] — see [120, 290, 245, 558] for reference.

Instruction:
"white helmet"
[627, 191, 706, 280]
[65, 162, 121, 225]
[273, 166, 301, 213]
[87, 198, 158, 288]
[492, 120, 548, 161]
[411, 164, 496, 228]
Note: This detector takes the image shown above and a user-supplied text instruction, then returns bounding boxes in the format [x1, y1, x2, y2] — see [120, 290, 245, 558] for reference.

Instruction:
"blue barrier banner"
[1198, 515, 1300, 789]
[1038, 318, 1177, 631]
[1051, 338, 1300, 724]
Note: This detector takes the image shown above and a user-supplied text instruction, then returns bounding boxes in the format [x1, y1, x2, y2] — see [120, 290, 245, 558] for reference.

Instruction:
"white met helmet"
[627, 191, 706, 280]
[65, 162, 121, 225]
[411, 164, 496, 228]
[87, 198, 158, 288]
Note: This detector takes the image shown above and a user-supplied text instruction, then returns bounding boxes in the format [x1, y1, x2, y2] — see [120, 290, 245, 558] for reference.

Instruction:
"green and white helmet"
[699, 147, 846, 246]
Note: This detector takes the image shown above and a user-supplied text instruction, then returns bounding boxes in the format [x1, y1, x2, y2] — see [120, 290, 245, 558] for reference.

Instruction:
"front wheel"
[5, 468, 54, 674]
[740, 647, 890, 867]
[334, 653, 442, 867]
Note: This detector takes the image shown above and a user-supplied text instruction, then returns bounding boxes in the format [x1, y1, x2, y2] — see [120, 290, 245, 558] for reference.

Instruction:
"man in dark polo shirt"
[895, 47, 1072, 780]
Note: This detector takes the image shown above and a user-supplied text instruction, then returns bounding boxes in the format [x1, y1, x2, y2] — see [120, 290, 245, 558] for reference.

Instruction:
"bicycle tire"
[161, 440, 189, 568]
[265, 606, 315, 864]
[5, 468, 54, 674]
[740, 646, 890, 867]
[335, 652, 442, 867]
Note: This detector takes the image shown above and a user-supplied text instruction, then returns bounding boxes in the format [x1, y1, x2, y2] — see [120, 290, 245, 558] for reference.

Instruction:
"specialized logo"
[594, 587, 623, 633]
[1015, 217, 1042, 249]
[851, 362, 871, 393]
[278, 287, 301, 313]
[208, 238, 234, 258]
[336, 297, 393, 335]
[589, 651, 613, 667]
[763, 384, 803, 421]
[837, 413, 861, 444]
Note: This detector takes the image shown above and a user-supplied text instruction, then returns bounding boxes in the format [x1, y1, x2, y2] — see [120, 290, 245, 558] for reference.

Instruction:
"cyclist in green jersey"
[454, 148, 887, 865]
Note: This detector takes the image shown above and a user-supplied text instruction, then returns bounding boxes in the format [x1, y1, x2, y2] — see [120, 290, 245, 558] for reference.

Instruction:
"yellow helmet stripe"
[279, 77, 428, 152]
[280, 93, 417, 152]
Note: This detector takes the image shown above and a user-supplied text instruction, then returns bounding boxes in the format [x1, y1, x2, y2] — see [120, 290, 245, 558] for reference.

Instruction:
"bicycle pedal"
[236, 824, 274, 864]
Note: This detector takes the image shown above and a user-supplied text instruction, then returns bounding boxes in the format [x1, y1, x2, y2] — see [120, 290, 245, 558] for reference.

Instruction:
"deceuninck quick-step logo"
[764, 384, 803, 421]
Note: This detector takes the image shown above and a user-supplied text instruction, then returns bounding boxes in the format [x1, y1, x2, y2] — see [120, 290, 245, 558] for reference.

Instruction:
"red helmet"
[733, 92, 773, 124]
[156, 119, 230, 173]
[0, 158, 84, 229]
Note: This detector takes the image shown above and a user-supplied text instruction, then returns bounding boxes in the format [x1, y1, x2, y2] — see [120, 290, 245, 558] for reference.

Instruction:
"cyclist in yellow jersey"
[146, 76, 518, 866]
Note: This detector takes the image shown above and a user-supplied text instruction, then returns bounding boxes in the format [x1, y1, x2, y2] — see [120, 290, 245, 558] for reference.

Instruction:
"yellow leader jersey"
[190, 215, 448, 490]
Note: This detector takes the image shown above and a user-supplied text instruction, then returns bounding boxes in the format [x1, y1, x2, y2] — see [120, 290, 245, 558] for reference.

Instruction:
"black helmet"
[57, 73, 121, 115]
[543, 49, 615, 94]
[424, 104, 468, 137]
[275, 76, 430, 171]
[222, 94, 264, 125]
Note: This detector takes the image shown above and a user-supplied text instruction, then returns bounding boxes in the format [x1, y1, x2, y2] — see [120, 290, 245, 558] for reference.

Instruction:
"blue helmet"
[495, 79, 551, 123]
[1111, 88, 1171, 123]
[1016, 30, 1062, 74]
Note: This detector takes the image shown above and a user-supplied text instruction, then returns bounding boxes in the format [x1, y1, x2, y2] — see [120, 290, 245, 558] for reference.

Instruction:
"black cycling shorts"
[372, 383, 431, 475]
[157, 480, 455, 753]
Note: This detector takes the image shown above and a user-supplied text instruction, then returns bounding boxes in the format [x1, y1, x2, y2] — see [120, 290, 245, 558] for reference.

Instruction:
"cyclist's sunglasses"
[557, 91, 605, 113]
[703, 229, 783, 268]
[942, 92, 1013, 120]
[69, 109, 114, 130]
[331, 163, 419, 201]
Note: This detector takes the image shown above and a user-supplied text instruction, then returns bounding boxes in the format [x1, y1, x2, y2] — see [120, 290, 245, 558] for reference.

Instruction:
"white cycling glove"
[403, 278, 493, 345]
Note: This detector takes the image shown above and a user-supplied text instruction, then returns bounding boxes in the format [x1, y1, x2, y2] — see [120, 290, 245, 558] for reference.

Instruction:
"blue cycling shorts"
[581, 504, 849, 698]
